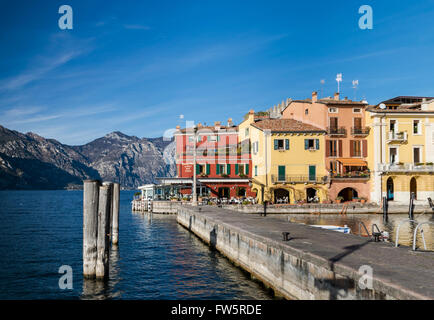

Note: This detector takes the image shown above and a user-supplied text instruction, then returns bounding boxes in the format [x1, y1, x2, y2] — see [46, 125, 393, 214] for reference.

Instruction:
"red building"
[168, 120, 255, 199]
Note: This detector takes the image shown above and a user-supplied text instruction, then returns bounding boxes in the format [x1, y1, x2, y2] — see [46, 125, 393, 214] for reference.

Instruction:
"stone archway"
[387, 177, 394, 201]
[306, 188, 318, 203]
[338, 187, 358, 202]
[274, 188, 289, 204]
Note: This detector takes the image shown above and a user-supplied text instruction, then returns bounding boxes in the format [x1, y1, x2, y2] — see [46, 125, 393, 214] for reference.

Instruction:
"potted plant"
[336, 196, 344, 204]
[360, 197, 367, 204]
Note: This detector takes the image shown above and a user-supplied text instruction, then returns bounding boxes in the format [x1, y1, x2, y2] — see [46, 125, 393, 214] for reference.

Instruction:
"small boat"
[310, 225, 351, 234]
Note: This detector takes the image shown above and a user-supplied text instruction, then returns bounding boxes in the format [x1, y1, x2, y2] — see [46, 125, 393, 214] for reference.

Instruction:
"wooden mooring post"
[112, 183, 120, 245]
[83, 180, 101, 279]
[382, 196, 388, 224]
[96, 183, 112, 280]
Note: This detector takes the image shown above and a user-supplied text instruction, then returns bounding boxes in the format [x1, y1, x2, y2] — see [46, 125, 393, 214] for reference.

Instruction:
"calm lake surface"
[0, 190, 273, 300]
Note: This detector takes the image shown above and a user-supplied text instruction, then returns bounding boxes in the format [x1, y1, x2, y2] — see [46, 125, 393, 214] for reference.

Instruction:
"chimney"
[197, 122, 202, 128]
[334, 92, 340, 101]
[176, 125, 180, 130]
[214, 121, 221, 131]
[312, 91, 318, 103]
[227, 118, 233, 127]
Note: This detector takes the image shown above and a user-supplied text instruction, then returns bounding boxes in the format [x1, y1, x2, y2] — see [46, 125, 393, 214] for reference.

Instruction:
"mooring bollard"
[112, 183, 120, 245]
[382, 196, 388, 224]
[83, 180, 101, 279]
[96, 184, 111, 280]
[409, 192, 415, 220]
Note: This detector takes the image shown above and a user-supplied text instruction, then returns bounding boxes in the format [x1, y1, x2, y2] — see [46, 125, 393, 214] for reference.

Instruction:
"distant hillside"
[0, 125, 176, 190]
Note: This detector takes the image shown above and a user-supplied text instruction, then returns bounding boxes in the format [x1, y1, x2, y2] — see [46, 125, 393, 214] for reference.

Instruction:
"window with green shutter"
[254, 165, 257, 176]
[226, 164, 231, 175]
[245, 164, 249, 175]
[216, 164, 220, 174]
[274, 139, 278, 150]
[285, 139, 289, 150]
[235, 164, 239, 175]
[206, 164, 210, 175]
[278, 166, 286, 181]
[315, 139, 319, 150]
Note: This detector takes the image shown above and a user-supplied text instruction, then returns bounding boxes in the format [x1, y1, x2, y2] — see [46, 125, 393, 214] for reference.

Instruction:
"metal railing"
[351, 127, 370, 135]
[330, 171, 370, 179]
[358, 221, 371, 238]
[327, 126, 347, 136]
[412, 221, 434, 251]
[395, 219, 417, 247]
[271, 174, 328, 184]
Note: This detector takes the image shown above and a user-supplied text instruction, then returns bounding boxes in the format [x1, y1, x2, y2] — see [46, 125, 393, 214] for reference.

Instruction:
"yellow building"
[239, 110, 328, 204]
[366, 97, 434, 205]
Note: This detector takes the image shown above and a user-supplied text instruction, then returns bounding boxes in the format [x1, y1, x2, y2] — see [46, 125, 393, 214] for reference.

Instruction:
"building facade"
[240, 110, 328, 204]
[366, 97, 434, 205]
[281, 92, 371, 202]
[172, 120, 255, 199]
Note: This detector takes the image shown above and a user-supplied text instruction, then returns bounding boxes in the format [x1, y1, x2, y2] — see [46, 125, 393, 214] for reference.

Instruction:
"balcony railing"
[330, 171, 370, 179]
[271, 175, 328, 184]
[387, 131, 407, 142]
[351, 127, 370, 136]
[327, 127, 347, 136]
[378, 163, 434, 172]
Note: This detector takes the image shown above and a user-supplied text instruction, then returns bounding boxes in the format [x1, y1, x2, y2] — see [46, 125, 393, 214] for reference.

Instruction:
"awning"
[336, 158, 367, 166]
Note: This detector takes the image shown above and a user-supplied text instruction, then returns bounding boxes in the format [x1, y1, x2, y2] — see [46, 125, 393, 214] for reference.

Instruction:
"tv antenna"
[352, 80, 359, 100]
[336, 73, 343, 93]
[320, 79, 325, 98]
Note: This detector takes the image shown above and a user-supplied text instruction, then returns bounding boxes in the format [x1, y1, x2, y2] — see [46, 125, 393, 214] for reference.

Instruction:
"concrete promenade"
[177, 205, 434, 300]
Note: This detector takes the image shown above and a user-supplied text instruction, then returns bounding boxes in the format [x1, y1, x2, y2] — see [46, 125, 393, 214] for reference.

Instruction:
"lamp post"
[192, 126, 198, 206]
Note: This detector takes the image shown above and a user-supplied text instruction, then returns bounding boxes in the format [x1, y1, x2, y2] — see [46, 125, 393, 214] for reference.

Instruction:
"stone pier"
[177, 205, 434, 300]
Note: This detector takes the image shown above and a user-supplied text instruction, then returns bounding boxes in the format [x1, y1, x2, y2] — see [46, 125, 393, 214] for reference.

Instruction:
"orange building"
[281, 91, 371, 201]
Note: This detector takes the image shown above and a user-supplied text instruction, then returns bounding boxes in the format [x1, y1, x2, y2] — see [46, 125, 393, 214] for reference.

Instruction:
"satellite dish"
[379, 103, 386, 109]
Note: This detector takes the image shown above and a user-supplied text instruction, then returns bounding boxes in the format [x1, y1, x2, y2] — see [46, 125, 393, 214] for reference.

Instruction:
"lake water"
[0, 190, 273, 300]
[277, 213, 434, 250]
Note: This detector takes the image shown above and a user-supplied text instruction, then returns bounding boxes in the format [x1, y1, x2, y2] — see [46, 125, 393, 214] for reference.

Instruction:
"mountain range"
[0, 125, 176, 190]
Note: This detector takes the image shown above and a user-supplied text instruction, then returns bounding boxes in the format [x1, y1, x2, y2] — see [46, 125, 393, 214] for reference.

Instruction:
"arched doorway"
[274, 188, 289, 204]
[387, 177, 394, 201]
[306, 188, 318, 203]
[410, 177, 417, 200]
[338, 188, 358, 202]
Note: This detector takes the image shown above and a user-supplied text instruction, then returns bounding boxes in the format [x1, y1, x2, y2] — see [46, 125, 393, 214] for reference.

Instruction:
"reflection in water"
[279, 213, 433, 250]
[0, 190, 273, 299]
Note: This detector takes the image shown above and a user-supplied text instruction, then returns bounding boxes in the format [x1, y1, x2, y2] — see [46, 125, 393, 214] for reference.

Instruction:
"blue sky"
[1, 0, 434, 145]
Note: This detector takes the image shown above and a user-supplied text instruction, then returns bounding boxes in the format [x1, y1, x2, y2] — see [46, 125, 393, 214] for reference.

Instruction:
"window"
[254, 165, 258, 176]
[304, 139, 319, 150]
[390, 147, 397, 164]
[278, 166, 286, 181]
[413, 120, 420, 134]
[351, 140, 361, 157]
[188, 136, 194, 142]
[413, 147, 421, 164]
[235, 164, 249, 176]
[330, 117, 338, 129]
[353, 108, 361, 113]
[252, 141, 259, 154]
[389, 120, 396, 133]
[328, 140, 338, 157]
[329, 107, 338, 113]
[305, 109, 309, 115]
[216, 164, 228, 175]
[245, 128, 249, 137]
[354, 117, 362, 129]
[209, 135, 217, 142]
[274, 139, 289, 150]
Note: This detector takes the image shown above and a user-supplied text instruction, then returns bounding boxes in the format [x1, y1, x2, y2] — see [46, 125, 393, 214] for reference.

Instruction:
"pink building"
[281, 92, 371, 202]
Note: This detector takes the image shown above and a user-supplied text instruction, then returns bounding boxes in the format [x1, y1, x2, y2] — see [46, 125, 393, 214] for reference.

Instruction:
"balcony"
[327, 127, 347, 136]
[351, 127, 370, 136]
[330, 171, 370, 180]
[271, 175, 328, 184]
[378, 162, 434, 172]
[387, 131, 407, 143]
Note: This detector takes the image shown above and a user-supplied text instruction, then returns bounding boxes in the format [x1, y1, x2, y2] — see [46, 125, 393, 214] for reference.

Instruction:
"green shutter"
[235, 164, 239, 175]
[274, 139, 278, 150]
[304, 139, 309, 150]
[206, 164, 210, 175]
[278, 166, 286, 181]
[285, 139, 289, 150]
[227, 164, 231, 175]
[315, 139, 319, 150]
[196, 164, 200, 173]
[245, 164, 249, 175]
[216, 164, 220, 175]
[255, 165, 257, 176]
